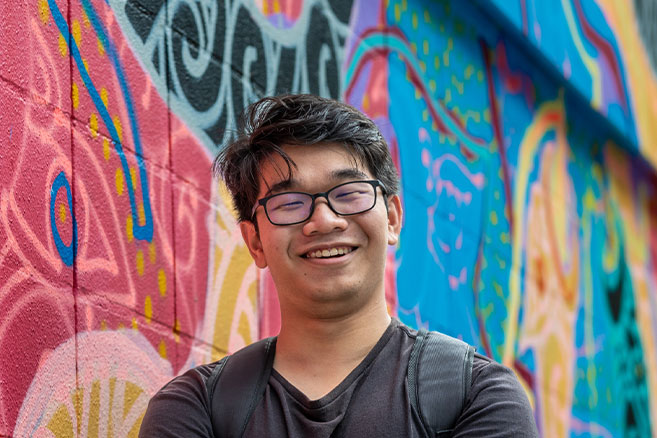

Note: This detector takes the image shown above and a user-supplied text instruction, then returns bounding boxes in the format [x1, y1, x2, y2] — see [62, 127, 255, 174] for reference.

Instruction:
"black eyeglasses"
[251, 180, 387, 226]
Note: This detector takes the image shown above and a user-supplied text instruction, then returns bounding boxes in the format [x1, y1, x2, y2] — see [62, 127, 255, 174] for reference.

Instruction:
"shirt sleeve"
[451, 353, 539, 437]
[138, 366, 215, 438]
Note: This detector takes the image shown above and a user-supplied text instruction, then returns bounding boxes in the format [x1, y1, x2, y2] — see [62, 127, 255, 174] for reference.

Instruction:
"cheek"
[262, 234, 290, 260]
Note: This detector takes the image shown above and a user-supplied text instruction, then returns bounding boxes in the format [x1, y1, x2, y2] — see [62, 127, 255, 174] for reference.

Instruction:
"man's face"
[240, 142, 402, 319]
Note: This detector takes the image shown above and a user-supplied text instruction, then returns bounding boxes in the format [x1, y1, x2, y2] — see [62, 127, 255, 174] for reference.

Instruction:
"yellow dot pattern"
[59, 204, 66, 223]
[136, 249, 144, 276]
[115, 168, 124, 196]
[103, 138, 110, 160]
[126, 215, 134, 242]
[173, 319, 181, 343]
[89, 113, 98, 138]
[97, 37, 105, 56]
[490, 211, 498, 225]
[137, 202, 145, 226]
[71, 83, 79, 109]
[101, 87, 109, 107]
[144, 295, 152, 323]
[113, 115, 123, 141]
[38, 0, 49, 24]
[158, 340, 167, 359]
[157, 269, 167, 297]
[72, 20, 81, 47]
[465, 64, 475, 80]
[58, 34, 67, 57]
[127, 167, 137, 192]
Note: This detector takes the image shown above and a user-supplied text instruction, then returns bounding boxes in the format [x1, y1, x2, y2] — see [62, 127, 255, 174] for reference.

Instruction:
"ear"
[240, 221, 268, 268]
[386, 195, 403, 246]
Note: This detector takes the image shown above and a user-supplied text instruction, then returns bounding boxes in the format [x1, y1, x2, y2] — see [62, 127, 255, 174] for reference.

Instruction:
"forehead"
[258, 143, 372, 195]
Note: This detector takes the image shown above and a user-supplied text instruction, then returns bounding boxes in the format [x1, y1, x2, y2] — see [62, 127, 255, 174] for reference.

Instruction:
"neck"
[274, 297, 391, 370]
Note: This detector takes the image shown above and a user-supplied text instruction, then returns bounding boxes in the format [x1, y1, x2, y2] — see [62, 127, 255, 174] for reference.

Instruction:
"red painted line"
[346, 29, 494, 168]
[573, 0, 629, 115]
[481, 38, 514, 236]
[514, 358, 535, 390]
[344, 47, 390, 99]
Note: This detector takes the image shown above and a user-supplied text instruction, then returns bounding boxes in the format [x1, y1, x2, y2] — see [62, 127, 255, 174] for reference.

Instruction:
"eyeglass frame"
[251, 179, 388, 226]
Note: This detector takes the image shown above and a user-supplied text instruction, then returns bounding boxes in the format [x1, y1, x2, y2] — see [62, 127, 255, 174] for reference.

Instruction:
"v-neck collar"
[270, 318, 399, 409]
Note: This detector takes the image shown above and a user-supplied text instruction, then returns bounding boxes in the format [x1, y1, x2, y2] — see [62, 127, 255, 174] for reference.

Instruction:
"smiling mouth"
[305, 247, 355, 259]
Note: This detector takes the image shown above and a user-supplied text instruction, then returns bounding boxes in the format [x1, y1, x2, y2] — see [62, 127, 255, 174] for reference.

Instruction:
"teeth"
[307, 247, 353, 259]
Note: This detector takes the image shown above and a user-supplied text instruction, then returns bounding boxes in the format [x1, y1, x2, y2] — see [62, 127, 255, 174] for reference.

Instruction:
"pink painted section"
[0, 0, 213, 433]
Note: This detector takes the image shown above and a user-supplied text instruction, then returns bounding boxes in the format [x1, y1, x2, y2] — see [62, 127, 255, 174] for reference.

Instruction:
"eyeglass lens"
[265, 181, 377, 225]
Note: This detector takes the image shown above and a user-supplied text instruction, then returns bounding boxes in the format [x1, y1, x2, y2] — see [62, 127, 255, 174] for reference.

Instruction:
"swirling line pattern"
[484, 0, 657, 169]
[343, 0, 655, 436]
[112, 0, 353, 152]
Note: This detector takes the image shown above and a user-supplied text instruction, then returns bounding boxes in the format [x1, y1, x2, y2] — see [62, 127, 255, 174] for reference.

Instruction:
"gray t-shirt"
[140, 319, 538, 437]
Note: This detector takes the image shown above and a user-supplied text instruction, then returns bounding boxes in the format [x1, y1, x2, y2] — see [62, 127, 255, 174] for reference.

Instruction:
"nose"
[302, 198, 348, 235]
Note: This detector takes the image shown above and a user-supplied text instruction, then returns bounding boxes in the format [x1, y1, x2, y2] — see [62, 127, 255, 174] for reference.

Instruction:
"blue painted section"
[50, 172, 78, 266]
[46, 0, 154, 242]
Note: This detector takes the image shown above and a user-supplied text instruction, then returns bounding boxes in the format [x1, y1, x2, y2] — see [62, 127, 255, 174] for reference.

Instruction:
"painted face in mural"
[240, 142, 402, 319]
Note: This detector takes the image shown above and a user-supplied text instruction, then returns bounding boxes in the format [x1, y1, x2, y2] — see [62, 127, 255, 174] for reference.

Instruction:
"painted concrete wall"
[0, 0, 655, 436]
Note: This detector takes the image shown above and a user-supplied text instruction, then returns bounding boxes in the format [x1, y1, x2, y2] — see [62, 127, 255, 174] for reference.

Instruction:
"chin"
[309, 284, 359, 303]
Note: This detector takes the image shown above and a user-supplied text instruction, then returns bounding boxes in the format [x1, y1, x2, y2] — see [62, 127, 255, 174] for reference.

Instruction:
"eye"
[334, 189, 365, 199]
[272, 200, 304, 211]
[268, 194, 308, 211]
[332, 183, 371, 201]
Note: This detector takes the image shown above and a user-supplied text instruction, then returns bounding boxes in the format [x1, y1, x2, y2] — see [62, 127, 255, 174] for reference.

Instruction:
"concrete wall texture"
[1, 0, 656, 436]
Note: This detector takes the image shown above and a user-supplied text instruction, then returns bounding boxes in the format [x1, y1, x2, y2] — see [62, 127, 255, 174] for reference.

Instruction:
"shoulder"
[470, 352, 526, 395]
[138, 360, 225, 438]
[452, 353, 538, 437]
[153, 360, 222, 403]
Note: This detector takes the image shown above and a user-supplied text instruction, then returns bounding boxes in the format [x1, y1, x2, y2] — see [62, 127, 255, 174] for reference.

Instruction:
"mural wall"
[0, 0, 655, 436]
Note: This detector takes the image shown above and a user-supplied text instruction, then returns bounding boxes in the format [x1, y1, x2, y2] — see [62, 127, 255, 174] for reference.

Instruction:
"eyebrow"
[263, 168, 370, 196]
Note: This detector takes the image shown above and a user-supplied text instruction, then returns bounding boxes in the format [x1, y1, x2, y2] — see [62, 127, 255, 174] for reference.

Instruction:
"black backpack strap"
[207, 337, 277, 438]
[408, 328, 475, 434]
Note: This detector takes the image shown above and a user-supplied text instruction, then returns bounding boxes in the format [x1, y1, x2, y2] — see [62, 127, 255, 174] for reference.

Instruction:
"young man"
[140, 94, 538, 437]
